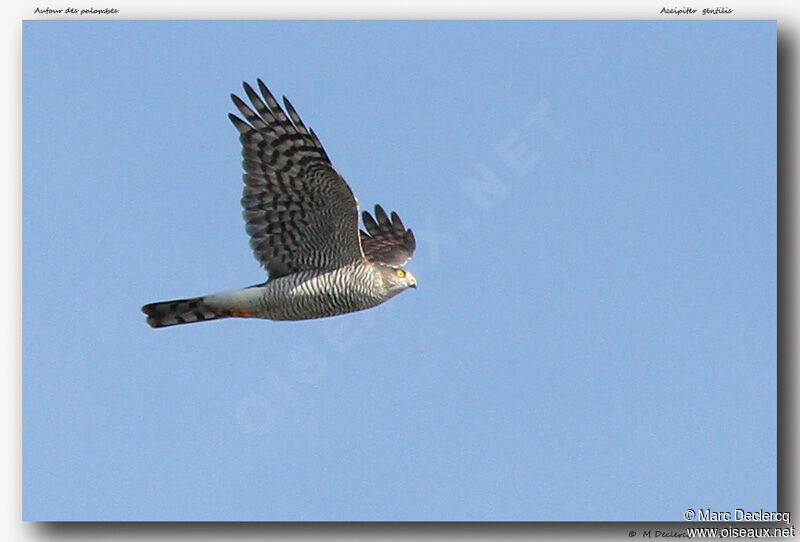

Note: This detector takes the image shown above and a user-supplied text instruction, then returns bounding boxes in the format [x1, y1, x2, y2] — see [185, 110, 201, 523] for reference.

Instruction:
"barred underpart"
[250, 262, 390, 321]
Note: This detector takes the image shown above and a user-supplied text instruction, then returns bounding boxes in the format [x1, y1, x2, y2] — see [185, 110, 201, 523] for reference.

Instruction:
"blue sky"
[23, 20, 776, 521]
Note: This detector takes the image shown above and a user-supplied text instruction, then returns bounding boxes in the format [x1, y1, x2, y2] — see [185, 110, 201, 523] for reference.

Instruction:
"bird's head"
[378, 265, 417, 294]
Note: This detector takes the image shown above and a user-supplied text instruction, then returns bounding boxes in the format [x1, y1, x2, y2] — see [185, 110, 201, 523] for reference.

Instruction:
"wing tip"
[228, 112, 249, 131]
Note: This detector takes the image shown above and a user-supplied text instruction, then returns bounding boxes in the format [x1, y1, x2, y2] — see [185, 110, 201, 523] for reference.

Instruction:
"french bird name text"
[34, 6, 119, 14]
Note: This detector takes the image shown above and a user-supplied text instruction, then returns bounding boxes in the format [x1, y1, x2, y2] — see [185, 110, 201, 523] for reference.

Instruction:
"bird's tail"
[141, 295, 253, 328]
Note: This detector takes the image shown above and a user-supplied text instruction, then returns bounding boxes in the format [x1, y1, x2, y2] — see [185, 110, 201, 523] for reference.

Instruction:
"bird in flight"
[142, 80, 417, 328]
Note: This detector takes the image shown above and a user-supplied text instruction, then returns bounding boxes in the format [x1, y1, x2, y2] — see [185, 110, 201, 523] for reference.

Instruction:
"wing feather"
[360, 205, 416, 266]
[229, 81, 363, 279]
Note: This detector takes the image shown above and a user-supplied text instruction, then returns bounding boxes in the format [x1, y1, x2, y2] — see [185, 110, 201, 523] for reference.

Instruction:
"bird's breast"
[254, 263, 385, 321]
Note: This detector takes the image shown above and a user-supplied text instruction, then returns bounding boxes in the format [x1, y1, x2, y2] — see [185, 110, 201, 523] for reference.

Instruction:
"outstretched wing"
[229, 80, 364, 279]
[360, 205, 416, 266]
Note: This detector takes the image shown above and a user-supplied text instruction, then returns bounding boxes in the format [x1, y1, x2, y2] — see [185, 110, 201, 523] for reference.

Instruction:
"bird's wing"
[229, 80, 364, 279]
[359, 205, 416, 266]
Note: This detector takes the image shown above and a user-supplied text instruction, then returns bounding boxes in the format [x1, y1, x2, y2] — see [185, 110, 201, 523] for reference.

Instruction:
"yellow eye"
[396, 269, 406, 278]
